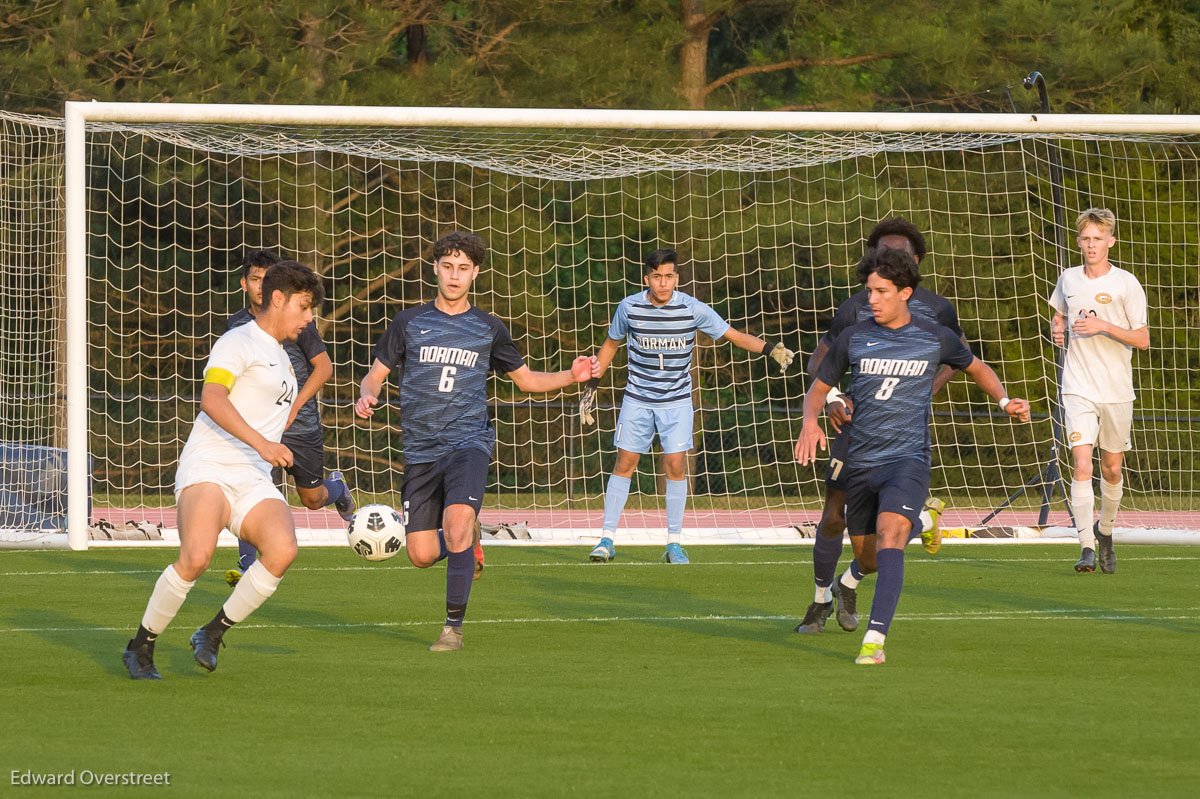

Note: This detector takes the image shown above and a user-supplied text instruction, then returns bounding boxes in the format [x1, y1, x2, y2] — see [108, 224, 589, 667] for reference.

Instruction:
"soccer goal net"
[2, 105, 1197, 549]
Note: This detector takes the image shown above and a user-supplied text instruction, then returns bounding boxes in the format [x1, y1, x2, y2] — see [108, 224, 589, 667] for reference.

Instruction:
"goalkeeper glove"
[762, 341, 794, 374]
[578, 378, 599, 425]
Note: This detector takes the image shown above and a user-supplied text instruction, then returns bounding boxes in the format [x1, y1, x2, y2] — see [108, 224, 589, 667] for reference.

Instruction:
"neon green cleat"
[855, 642, 886, 665]
[225, 567, 243, 588]
[920, 496, 946, 555]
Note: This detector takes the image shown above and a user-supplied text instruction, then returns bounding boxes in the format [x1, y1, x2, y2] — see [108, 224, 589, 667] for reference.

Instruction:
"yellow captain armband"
[204, 367, 236, 390]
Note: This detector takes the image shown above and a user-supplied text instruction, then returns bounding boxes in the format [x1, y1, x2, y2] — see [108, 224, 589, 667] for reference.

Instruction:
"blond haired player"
[1050, 208, 1149, 574]
[121, 261, 325, 679]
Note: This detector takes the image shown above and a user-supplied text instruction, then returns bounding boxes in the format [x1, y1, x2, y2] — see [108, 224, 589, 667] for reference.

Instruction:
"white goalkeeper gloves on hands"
[764, 342, 794, 374]
[579, 379, 599, 425]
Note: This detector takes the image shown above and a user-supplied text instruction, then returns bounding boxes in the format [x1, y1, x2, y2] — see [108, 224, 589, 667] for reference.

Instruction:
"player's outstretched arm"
[930, 334, 971, 395]
[508, 356, 592, 395]
[287, 351, 333, 429]
[962, 358, 1031, 422]
[355, 359, 391, 419]
[794, 379, 833, 465]
[721, 328, 794, 373]
[200, 382, 293, 468]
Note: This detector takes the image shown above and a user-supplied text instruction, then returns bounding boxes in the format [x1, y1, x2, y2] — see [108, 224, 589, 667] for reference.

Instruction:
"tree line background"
[1, 0, 1197, 515]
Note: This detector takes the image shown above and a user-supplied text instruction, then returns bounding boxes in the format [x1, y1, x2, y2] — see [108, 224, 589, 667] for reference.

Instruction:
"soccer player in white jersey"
[121, 261, 325, 679]
[1050, 208, 1149, 574]
[580, 248, 794, 564]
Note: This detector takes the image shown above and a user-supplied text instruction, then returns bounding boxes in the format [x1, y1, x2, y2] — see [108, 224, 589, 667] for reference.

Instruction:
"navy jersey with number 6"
[373, 302, 526, 464]
[816, 317, 974, 467]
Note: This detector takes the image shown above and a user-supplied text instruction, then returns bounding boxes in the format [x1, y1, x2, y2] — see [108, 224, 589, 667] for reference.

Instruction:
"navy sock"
[867, 548, 906, 637]
[849, 558, 864, 580]
[812, 533, 844, 590]
[237, 540, 257, 571]
[321, 477, 345, 507]
[435, 529, 449, 563]
[445, 549, 475, 628]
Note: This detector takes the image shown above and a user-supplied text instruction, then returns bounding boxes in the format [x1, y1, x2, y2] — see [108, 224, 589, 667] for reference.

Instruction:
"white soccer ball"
[347, 503, 406, 562]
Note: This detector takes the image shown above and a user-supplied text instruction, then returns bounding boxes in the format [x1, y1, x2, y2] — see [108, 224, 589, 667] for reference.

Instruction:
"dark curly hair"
[432, 231, 487, 267]
[262, 260, 326, 310]
[866, 217, 927, 262]
[858, 247, 922, 291]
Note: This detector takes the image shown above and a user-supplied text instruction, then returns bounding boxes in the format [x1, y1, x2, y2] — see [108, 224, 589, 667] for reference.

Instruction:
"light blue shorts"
[614, 399, 694, 454]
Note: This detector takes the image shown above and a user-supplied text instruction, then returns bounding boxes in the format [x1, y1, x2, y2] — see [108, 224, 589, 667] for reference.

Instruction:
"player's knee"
[175, 551, 211, 581]
[407, 551, 436, 568]
[298, 490, 325, 510]
[273, 539, 299, 569]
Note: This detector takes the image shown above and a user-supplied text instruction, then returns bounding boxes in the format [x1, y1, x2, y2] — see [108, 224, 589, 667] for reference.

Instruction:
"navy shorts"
[271, 428, 325, 489]
[824, 424, 852, 491]
[844, 457, 931, 536]
[401, 446, 489, 533]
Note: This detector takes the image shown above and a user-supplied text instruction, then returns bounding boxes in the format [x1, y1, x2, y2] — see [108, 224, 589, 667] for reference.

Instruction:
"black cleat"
[1095, 521, 1116, 574]
[835, 582, 858, 632]
[189, 625, 227, 672]
[122, 639, 162, 680]
[793, 598, 834, 634]
[1074, 547, 1096, 573]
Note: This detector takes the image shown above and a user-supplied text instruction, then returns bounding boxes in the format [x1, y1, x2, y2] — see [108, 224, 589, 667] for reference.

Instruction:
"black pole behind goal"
[981, 72, 1075, 529]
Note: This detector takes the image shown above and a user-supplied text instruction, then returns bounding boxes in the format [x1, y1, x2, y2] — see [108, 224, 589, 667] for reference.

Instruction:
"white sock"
[1070, 479, 1096, 549]
[918, 510, 932, 534]
[667, 532, 682, 545]
[814, 585, 832, 603]
[222, 560, 282, 624]
[863, 630, 886, 646]
[140, 564, 195, 634]
[839, 568, 861, 590]
[1098, 478, 1123, 536]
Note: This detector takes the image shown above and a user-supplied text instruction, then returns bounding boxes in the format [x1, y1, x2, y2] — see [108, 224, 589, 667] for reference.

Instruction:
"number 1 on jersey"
[438, 365, 457, 393]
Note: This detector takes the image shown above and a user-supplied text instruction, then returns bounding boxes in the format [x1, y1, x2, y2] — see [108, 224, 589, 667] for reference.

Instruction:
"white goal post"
[35, 103, 1200, 549]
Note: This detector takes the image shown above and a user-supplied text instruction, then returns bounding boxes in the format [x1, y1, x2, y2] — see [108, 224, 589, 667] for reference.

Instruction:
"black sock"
[206, 608, 236, 633]
[130, 625, 157, 649]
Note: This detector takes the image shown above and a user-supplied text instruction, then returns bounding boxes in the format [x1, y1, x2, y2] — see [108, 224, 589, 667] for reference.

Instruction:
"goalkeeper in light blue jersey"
[579, 248, 795, 564]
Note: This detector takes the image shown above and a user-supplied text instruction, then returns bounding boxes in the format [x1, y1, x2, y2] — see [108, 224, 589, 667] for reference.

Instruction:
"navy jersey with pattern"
[816, 317, 974, 467]
[820, 286, 963, 348]
[228, 308, 327, 436]
[607, 290, 730, 405]
[373, 302, 525, 463]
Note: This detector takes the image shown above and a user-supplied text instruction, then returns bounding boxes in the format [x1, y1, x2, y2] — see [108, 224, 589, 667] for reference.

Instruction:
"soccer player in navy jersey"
[580, 248, 794, 564]
[797, 219, 964, 634]
[355, 231, 593, 652]
[796, 248, 1030, 664]
[225, 249, 355, 588]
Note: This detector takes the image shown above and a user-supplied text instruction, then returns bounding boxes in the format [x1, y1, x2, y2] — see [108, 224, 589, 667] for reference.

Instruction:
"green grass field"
[3, 544, 1199, 797]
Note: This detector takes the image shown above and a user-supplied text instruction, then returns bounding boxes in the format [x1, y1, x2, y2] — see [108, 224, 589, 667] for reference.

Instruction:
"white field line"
[3, 606, 1200, 635]
[4, 554, 1200, 579]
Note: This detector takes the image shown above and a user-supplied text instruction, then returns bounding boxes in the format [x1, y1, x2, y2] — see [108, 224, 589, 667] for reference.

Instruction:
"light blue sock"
[666, 479, 687, 544]
[602, 474, 631, 537]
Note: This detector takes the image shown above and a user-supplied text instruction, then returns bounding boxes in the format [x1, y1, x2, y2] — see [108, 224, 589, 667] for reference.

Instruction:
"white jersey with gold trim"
[1048, 264, 1147, 403]
[177, 321, 297, 479]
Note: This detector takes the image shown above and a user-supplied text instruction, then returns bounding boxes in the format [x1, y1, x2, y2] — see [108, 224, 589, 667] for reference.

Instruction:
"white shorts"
[615, 399, 694, 454]
[1062, 394, 1132, 454]
[174, 459, 285, 538]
